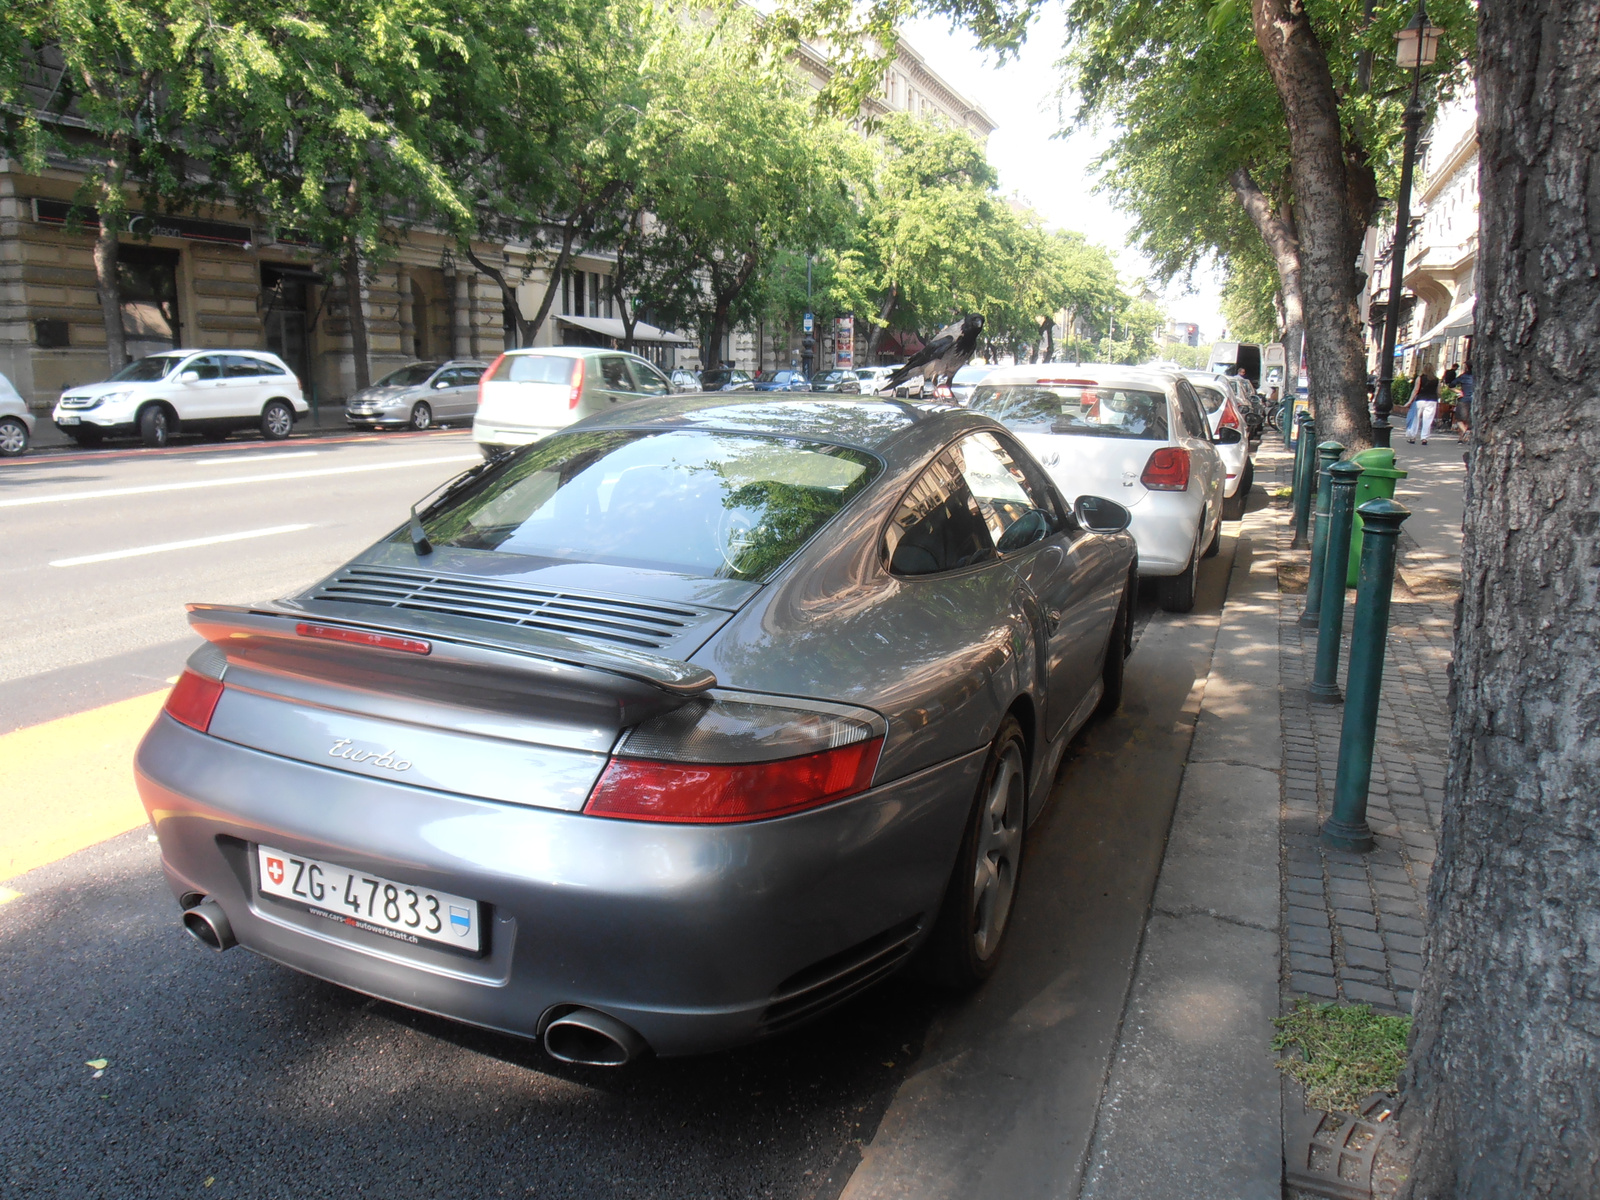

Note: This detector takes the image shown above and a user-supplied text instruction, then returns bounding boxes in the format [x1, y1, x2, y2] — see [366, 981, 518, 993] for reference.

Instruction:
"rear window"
[490, 354, 579, 385]
[413, 430, 880, 582]
[968, 382, 1169, 441]
[1188, 379, 1228, 413]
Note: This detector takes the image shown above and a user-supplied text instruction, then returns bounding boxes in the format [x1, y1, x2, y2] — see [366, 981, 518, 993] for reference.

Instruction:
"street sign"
[803, 313, 814, 334]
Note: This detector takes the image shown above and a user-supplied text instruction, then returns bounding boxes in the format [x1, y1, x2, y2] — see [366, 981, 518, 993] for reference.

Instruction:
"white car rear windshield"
[489, 355, 579, 384]
[414, 429, 880, 581]
[969, 383, 1169, 441]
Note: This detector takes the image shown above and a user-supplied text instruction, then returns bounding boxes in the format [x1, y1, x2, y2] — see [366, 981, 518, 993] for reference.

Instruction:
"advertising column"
[835, 315, 854, 369]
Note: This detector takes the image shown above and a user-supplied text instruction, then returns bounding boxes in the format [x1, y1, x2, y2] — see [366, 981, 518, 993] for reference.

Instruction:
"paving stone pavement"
[1261, 434, 1457, 1015]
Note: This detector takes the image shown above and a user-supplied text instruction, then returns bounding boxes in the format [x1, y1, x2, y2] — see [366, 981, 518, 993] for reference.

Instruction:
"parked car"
[138, 395, 1138, 1061]
[1184, 372, 1255, 519]
[749, 370, 811, 393]
[1223, 372, 1267, 436]
[473, 347, 675, 456]
[345, 360, 488, 431]
[698, 368, 755, 392]
[808, 368, 862, 394]
[0, 371, 34, 457]
[948, 363, 995, 406]
[669, 369, 703, 393]
[52, 349, 309, 448]
[854, 365, 901, 394]
[966, 365, 1229, 612]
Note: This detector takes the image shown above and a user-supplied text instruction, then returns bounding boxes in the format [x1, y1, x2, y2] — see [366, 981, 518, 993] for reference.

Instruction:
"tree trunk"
[1230, 168, 1305, 392]
[1396, 0, 1600, 1194]
[343, 247, 370, 392]
[463, 245, 532, 348]
[93, 213, 126, 373]
[865, 285, 898, 358]
[1248, 0, 1373, 449]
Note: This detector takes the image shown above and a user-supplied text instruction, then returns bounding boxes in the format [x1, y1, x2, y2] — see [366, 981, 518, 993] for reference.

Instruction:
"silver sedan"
[137, 396, 1137, 1062]
[345, 360, 488, 430]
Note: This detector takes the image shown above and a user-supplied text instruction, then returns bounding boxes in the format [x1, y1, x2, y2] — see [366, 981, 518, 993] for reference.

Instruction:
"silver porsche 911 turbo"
[136, 396, 1138, 1064]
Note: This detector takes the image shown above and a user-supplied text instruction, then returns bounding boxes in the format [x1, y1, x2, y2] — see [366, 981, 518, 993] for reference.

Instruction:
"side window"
[187, 355, 223, 380]
[599, 356, 635, 392]
[956, 433, 1058, 553]
[1174, 381, 1209, 439]
[628, 359, 670, 396]
[223, 355, 265, 378]
[885, 450, 997, 576]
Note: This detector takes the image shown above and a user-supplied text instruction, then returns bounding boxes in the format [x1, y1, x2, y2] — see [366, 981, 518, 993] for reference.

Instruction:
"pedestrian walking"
[1454, 364, 1474, 442]
[1407, 368, 1440, 444]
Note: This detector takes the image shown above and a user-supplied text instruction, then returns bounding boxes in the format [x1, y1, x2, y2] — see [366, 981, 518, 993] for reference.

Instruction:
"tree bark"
[343, 247, 370, 392]
[1230, 168, 1305, 390]
[1248, 0, 1373, 448]
[463, 245, 531, 348]
[1396, 0, 1600, 1194]
[93, 211, 126, 373]
[865, 285, 898, 359]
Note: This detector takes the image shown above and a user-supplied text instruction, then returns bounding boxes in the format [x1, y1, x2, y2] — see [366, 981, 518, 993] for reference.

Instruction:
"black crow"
[880, 314, 985, 397]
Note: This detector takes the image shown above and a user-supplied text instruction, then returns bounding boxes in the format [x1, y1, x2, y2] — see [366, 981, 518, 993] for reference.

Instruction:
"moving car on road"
[808, 368, 862, 394]
[52, 350, 308, 448]
[473, 347, 675, 456]
[139, 395, 1138, 1062]
[0, 371, 33, 457]
[749, 370, 811, 393]
[966, 365, 1229, 612]
[345, 360, 488, 431]
[1184, 372, 1255, 519]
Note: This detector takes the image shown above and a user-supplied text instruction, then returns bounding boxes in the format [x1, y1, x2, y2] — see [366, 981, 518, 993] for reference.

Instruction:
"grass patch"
[1270, 486, 1295, 499]
[1272, 999, 1412, 1113]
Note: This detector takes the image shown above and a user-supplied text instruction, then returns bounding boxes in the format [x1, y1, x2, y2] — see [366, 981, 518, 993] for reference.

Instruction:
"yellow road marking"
[0, 691, 167, 882]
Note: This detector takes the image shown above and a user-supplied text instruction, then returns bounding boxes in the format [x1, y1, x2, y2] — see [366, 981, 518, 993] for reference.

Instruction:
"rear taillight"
[1219, 398, 1242, 432]
[584, 694, 886, 823]
[296, 623, 431, 655]
[1141, 446, 1191, 491]
[478, 353, 506, 408]
[568, 358, 585, 409]
[164, 670, 224, 733]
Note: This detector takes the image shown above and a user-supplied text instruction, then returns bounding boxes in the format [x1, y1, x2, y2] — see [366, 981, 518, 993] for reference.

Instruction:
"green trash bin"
[1347, 447, 1408, 585]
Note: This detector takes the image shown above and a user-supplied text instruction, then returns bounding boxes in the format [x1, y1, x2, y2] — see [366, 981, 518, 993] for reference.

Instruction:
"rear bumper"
[1217, 443, 1249, 497]
[136, 714, 980, 1056]
[1126, 491, 1207, 575]
[472, 419, 565, 449]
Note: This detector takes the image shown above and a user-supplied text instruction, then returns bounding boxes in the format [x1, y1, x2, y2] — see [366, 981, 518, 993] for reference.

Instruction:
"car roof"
[564, 393, 996, 458]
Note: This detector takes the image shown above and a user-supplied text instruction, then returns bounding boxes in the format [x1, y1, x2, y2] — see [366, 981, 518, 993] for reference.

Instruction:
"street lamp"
[1370, 2, 1443, 448]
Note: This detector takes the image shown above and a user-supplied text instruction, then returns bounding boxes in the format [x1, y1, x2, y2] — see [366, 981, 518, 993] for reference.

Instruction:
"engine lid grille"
[308, 565, 717, 652]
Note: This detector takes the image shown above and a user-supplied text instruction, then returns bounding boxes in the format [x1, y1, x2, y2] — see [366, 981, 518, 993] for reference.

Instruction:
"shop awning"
[556, 314, 693, 345]
[1416, 296, 1475, 345]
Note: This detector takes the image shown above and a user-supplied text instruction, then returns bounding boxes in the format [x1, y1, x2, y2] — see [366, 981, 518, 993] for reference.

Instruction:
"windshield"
[109, 355, 182, 383]
[412, 429, 881, 581]
[754, 371, 798, 383]
[490, 354, 579, 384]
[376, 363, 441, 388]
[969, 382, 1170, 441]
[702, 370, 749, 388]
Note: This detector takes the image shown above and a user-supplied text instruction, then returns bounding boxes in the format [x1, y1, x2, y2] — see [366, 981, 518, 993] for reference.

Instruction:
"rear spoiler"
[185, 602, 715, 726]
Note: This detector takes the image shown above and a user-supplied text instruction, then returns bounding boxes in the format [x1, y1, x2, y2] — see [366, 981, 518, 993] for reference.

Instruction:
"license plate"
[58, 415, 80, 425]
[256, 845, 481, 952]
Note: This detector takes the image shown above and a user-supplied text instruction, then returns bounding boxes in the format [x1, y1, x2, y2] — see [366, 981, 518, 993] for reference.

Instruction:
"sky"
[899, 8, 1229, 342]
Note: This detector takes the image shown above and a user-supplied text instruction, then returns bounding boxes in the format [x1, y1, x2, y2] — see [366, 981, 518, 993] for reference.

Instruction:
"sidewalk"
[1076, 431, 1462, 1199]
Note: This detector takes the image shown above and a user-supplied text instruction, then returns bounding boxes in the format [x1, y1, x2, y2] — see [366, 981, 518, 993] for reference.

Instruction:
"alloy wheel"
[263, 402, 293, 439]
[0, 418, 26, 456]
[971, 741, 1025, 959]
[410, 402, 432, 431]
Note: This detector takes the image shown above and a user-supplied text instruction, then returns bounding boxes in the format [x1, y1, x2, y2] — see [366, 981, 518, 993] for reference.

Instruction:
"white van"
[53, 349, 308, 448]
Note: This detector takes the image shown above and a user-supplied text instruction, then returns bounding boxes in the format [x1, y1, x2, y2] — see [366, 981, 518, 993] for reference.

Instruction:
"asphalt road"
[0, 430, 1227, 1200]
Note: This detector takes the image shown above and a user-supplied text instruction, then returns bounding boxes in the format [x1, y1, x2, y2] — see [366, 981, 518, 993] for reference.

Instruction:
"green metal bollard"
[1323, 498, 1412, 852]
[1299, 441, 1343, 628]
[1309, 459, 1364, 703]
[1290, 415, 1316, 549]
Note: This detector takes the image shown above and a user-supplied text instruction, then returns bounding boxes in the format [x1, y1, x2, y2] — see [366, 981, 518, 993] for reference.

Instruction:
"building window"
[34, 318, 70, 348]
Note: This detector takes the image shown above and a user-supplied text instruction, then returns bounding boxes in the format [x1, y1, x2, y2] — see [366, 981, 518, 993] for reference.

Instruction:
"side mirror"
[996, 508, 1051, 553]
[1213, 427, 1243, 445]
[1074, 495, 1133, 534]
[180, 370, 201, 383]
[434, 379, 451, 389]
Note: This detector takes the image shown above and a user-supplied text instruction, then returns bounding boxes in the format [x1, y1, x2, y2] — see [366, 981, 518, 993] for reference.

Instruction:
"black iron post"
[1291, 414, 1316, 548]
[1301, 441, 1343, 629]
[1310, 460, 1364, 702]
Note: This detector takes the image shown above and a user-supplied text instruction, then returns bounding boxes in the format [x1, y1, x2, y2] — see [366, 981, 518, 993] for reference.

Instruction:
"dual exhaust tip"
[178, 897, 646, 1066]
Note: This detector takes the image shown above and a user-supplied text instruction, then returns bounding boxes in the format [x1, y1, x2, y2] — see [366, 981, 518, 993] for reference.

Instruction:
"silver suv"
[53, 349, 307, 448]
[473, 347, 676, 455]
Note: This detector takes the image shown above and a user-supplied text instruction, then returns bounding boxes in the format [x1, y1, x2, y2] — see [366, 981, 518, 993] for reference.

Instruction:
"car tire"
[1202, 510, 1221, 557]
[1158, 532, 1201, 613]
[924, 715, 1028, 990]
[139, 405, 170, 448]
[1095, 586, 1130, 719]
[409, 402, 433, 431]
[0, 417, 29, 457]
[261, 400, 294, 441]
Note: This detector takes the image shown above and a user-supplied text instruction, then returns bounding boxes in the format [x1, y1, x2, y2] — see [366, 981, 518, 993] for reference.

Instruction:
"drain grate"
[1284, 1092, 1397, 1200]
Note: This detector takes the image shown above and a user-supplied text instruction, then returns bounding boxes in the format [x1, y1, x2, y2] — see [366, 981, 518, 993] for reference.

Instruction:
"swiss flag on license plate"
[266, 857, 285, 886]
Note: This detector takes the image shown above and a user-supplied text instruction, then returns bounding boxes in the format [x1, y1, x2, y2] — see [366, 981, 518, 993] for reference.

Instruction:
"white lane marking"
[1, 454, 479, 509]
[50, 523, 315, 567]
[195, 450, 320, 465]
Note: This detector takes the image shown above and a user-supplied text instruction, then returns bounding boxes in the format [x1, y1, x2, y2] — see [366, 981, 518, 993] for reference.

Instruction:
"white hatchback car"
[0, 371, 35, 457]
[1184, 372, 1255, 519]
[966, 365, 1231, 611]
[53, 349, 308, 448]
[473, 346, 676, 456]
